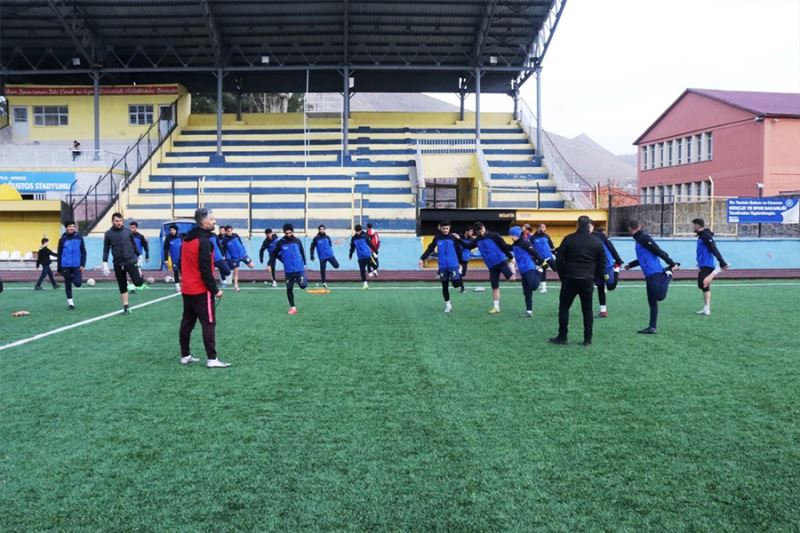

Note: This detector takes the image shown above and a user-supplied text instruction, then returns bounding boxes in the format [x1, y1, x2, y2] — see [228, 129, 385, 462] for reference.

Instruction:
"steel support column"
[216, 68, 223, 157]
[535, 66, 542, 158]
[92, 72, 100, 160]
[459, 90, 466, 121]
[512, 88, 519, 121]
[343, 66, 350, 159]
[474, 68, 481, 145]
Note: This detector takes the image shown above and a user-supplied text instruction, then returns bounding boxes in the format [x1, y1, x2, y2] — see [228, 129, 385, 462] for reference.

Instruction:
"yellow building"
[4, 83, 190, 144]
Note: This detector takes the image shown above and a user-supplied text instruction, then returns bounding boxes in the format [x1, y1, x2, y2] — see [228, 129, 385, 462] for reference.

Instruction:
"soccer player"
[419, 220, 464, 313]
[259, 228, 280, 287]
[509, 226, 544, 318]
[349, 224, 378, 289]
[129, 221, 150, 268]
[366, 223, 381, 277]
[462, 221, 515, 314]
[550, 216, 606, 346]
[458, 226, 475, 293]
[310, 224, 340, 288]
[624, 220, 680, 334]
[208, 229, 231, 286]
[102, 212, 145, 314]
[56, 220, 86, 310]
[163, 224, 183, 293]
[34, 237, 59, 290]
[270, 223, 307, 314]
[693, 218, 729, 315]
[531, 223, 557, 293]
[224, 225, 255, 292]
[179, 208, 229, 368]
[591, 225, 624, 318]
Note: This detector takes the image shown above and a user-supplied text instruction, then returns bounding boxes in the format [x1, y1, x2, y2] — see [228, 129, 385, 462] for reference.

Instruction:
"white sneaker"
[696, 309, 711, 316]
[271, 280, 278, 288]
[206, 358, 231, 368]
[444, 302, 452, 313]
[175, 283, 181, 293]
[323, 283, 329, 289]
[362, 281, 369, 289]
[368, 271, 375, 278]
[538, 286, 547, 294]
[180, 355, 199, 365]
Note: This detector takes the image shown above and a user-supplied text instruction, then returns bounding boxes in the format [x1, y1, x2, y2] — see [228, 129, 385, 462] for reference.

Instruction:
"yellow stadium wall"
[5, 84, 189, 142]
[0, 200, 63, 253]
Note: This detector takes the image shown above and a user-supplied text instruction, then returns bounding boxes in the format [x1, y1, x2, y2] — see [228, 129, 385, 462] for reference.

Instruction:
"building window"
[667, 142, 673, 166]
[128, 104, 154, 126]
[686, 137, 692, 163]
[659, 143, 664, 167]
[706, 132, 713, 160]
[641, 146, 648, 170]
[33, 106, 68, 126]
[696, 135, 703, 161]
[676, 139, 682, 165]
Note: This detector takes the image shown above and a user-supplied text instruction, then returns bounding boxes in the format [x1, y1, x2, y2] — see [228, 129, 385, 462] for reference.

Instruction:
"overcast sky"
[434, 0, 800, 155]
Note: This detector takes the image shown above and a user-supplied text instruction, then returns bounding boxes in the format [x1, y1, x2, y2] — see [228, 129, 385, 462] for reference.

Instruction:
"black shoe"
[582, 339, 592, 346]
[53, 284, 60, 289]
[122, 308, 130, 315]
[460, 286, 465, 293]
[68, 304, 75, 311]
[549, 336, 568, 345]
[34, 286, 43, 290]
[637, 327, 657, 334]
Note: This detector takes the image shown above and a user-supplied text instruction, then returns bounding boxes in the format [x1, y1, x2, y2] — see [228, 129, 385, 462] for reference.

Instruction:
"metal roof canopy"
[0, 0, 567, 94]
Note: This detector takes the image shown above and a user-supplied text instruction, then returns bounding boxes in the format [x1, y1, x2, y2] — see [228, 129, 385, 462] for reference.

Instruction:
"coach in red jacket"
[179, 208, 230, 368]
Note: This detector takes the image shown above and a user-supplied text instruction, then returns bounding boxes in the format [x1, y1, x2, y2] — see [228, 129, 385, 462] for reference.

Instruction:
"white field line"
[0, 292, 181, 353]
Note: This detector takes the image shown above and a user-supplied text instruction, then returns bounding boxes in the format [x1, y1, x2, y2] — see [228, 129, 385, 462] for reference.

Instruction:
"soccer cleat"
[362, 281, 369, 290]
[180, 355, 199, 365]
[271, 280, 278, 288]
[520, 312, 533, 318]
[288, 307, 297, 315]
[548, 336, 568, 345]
[488, 307, 501, 314]
[538, 286, 547, 294]
[599, 311, 608, 318]
[696, 309, 711, 316]
[637, 327, 657, 334]
[34, 285, 43, 290]
[206, 358, 231, 368]
[323, 283, 329, 289]
[444, 302, 452, 313]
[52, 284, 60, 289]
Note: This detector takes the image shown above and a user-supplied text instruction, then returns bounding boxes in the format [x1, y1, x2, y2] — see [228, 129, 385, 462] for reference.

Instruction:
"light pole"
[756, 182, 765, 237]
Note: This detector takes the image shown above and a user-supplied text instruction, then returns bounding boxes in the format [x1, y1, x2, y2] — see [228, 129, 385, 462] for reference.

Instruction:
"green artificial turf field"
[1, 280, 798, 531]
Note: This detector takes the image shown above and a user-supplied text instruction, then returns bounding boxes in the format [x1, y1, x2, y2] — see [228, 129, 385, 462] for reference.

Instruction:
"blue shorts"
[438, 267, 462, 284]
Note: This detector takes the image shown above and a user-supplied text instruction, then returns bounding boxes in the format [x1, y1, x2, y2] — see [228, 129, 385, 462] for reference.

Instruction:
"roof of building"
[0, 0, 567, 94]
[634, 88, 800, 145]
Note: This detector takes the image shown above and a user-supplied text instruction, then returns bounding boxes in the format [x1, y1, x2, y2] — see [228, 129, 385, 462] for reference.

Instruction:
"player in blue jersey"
[462, 222, 516, 314]
[624, 220, 680, 334]
[591, 224, 624, 318]
[259, 228, 280, 287]
[163, 224, 183, 293]
[530, 223, 557, 293]
[310, 224, 340, 289]
[692, 218, 729, 316]
[509, 226, 544, 318]
[349, 224, 378, 289]
[419, 221, 464, 312]
[57, 220, 87, 310]
[269, 223, 307, 314]
[222, 225, 255, 292]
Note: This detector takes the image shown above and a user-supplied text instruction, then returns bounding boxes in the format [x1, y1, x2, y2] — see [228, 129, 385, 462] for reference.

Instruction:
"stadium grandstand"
[0, 0, 605, 272]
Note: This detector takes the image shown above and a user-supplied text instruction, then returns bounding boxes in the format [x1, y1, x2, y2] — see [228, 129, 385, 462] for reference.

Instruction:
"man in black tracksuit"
[550, 216, 606, 346]
[102, 212, 145, 314]
[34, 237, 60, 290]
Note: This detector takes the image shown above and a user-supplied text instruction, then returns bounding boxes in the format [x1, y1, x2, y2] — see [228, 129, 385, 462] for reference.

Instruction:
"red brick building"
[634, 89, 800, 202]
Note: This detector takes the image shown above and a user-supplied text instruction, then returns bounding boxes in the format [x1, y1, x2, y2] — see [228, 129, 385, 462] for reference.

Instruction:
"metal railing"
[415, 137, 477, 154]
[0, 148, 122, 168]
[518, 98, 596, 209]
[69, 94, 184, 234]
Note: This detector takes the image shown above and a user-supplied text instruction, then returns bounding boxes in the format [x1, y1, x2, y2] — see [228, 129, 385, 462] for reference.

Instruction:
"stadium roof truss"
[0, 0, 567, 94]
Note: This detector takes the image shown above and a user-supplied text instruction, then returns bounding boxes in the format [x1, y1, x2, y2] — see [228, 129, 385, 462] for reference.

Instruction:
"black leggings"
[521, 269, 541, 312]
[62, 267, 83, 298]
[645, 272, 672, 329]
[357, 258, 370, 281]
[286, 272, 308, 306]
[319, 257, 340, 284]
[36, 264, 57, 287]
[115, 262, 144, 294]
[268, 259, 277, 281]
